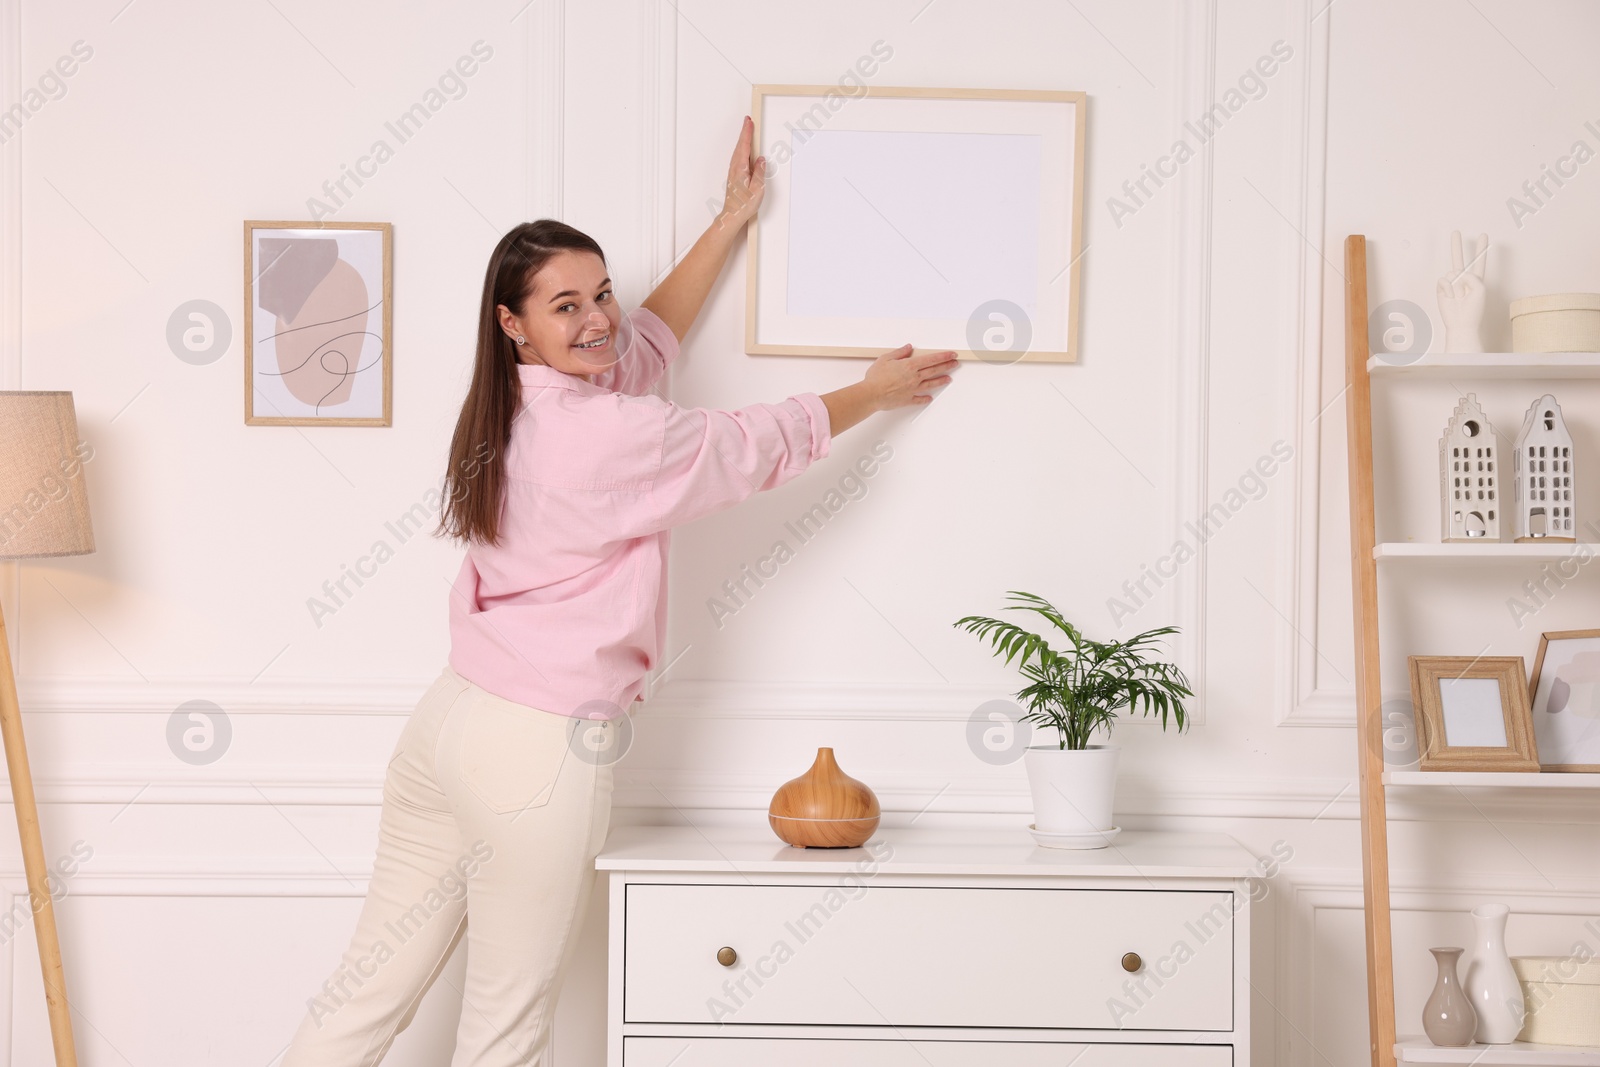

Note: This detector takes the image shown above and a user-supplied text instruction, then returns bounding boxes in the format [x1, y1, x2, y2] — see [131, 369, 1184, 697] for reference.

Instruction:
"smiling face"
[498, 249, 623, 378]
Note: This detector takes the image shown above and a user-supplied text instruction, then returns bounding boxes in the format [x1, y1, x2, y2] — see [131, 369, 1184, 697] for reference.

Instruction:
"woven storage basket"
[1509, 293, 1600, 352]
[1513, 955, 1600, 1046]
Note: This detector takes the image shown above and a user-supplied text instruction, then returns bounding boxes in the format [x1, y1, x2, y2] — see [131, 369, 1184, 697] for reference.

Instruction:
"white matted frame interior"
[746, 85, 1086, 362]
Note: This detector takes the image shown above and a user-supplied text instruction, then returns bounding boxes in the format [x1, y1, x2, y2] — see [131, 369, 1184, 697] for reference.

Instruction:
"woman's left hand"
[718, 115, 766, 229]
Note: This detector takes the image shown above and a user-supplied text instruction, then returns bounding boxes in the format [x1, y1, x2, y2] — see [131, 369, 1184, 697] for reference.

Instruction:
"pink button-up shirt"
[447, 305, 833, 718]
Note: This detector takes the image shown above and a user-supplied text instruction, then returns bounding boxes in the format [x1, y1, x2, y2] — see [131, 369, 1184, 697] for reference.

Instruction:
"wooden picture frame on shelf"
[1409, 655, 1539, 771]
[1528, 629, 1600, 772]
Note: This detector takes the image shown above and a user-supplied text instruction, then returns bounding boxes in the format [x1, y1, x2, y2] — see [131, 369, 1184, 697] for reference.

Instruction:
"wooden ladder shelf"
[1345, 232, 1399, 1067]
[1344, 233, 1600, 1067]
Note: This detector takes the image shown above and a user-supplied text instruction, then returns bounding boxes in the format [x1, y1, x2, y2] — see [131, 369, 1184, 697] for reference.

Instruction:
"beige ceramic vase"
[1423, 947, 1477, 1047]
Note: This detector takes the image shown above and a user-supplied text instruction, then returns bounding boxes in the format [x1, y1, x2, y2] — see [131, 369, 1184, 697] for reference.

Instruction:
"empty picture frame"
[1409, 656, 1539, 772]
[746, 84, 1086, 363]
[1528, 629, 1600, 771]
[245, 220, 393, 426]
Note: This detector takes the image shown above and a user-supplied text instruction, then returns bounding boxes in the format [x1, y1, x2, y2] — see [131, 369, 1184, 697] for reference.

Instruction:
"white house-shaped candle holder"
[1439, 393, 1500, 542]
[1512, 393, 1576, 542]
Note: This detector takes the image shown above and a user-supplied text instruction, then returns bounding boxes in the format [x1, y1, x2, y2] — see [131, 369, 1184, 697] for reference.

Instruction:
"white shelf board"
[1396, 1037, 1600, 1064]
[1384, 771, 1600, 788]
[1374, 542, 1595, 561]
[1369, 352, 1600, 377]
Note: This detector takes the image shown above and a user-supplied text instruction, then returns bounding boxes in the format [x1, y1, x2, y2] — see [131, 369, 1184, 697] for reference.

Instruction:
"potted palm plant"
[953, 590, 1192, 846]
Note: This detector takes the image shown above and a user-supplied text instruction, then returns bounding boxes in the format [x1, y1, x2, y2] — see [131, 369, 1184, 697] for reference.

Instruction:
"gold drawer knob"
[716, 946, 738, 967]
[1121, 952, 1143, 973]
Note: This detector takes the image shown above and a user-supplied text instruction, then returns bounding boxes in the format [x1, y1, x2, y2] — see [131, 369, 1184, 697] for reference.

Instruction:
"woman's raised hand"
[718, 115, 766, 229]
[819, 344, 959, 436]
[864, 344, 959, 410]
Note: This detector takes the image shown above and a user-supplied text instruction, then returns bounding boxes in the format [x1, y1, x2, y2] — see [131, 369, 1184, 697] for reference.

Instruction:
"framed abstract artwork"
[1408, 655, 1539, 772]
[1528, 629, 1600, 771]
[746, 84, 1086, 364]
[244, 220, 393, 426]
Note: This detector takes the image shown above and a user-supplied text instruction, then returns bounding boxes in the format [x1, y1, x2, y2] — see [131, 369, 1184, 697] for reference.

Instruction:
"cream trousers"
[281, 664, 616, 1066]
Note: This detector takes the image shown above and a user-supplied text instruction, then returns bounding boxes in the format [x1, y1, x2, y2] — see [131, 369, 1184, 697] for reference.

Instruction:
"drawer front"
[624, 884, 1233, 1031]
[624, 1037, 1231, 1066]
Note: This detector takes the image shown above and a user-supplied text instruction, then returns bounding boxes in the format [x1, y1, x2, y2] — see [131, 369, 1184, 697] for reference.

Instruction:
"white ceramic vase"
[1022, 743, 1118, 833]
[1465, 903, 1525, 1043]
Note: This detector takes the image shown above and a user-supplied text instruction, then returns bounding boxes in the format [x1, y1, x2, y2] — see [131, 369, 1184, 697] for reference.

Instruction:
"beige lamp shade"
[0, 392, 94, 559]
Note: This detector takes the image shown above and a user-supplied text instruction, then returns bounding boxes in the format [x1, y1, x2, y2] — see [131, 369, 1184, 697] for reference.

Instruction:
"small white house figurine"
[1512, 394, 1575, 542]
[1440, 393, 1501, 541]
[1436, 229, 1488, 353]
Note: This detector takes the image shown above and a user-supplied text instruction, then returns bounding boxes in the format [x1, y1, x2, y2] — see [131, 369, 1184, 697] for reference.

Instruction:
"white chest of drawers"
[595, 825, 1258, 1066]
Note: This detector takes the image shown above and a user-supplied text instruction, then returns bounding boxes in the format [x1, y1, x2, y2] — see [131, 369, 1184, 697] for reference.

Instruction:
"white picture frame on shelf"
[1528, 628, 1600, 772]
[746, 84, 1086, 364]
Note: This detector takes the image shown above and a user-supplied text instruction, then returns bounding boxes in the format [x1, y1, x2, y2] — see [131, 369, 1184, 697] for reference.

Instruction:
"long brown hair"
[435, 219, 608, 547]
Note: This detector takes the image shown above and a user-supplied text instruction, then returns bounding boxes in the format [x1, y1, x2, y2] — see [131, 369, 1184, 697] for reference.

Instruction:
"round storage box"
[1509, 293, 1600, 352]
[1513, 955, 1600, 1046]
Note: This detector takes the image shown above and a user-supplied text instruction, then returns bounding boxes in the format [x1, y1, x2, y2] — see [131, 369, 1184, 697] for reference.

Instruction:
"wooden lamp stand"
[0, 390, 96, 1067]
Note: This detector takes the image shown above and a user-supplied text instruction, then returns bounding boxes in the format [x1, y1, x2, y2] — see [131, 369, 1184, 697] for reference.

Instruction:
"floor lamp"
[0, 391, 92, 1067]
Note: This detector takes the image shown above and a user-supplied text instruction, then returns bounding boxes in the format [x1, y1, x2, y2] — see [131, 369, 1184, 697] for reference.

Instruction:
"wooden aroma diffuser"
[768, 747, 880, 848]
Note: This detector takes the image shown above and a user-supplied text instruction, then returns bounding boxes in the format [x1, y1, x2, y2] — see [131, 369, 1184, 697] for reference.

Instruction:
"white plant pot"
[1022, 743, 1119, 834]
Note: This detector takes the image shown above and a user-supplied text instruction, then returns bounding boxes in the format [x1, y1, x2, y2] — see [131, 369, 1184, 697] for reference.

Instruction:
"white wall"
[2, 0, 1598, 1064]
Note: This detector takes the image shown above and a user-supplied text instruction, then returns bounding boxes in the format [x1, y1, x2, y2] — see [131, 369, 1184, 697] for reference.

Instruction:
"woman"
[281, 116, 957, 1066]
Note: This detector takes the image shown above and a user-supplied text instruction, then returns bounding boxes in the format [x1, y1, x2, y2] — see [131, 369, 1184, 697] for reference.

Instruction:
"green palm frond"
[952, 591, 1192, 751]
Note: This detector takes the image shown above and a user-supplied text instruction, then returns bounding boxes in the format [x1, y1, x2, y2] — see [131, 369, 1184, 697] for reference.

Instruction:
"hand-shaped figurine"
[1436, 229, 1488, 352]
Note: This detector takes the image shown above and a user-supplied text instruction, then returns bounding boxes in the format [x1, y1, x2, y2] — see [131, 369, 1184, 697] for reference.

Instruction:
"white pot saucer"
[1027, 824, 1121, 850]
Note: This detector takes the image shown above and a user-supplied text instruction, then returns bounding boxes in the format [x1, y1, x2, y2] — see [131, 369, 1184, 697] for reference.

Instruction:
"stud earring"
[515, 335, 526, 346]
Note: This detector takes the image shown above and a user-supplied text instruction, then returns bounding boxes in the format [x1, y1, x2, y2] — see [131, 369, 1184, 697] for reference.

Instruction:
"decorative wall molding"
[641, 0, 676, 295]
[0, 0, 16, 399]
[13, 759, 1599, 827]
[1277, 0, 1352, 727]
[528, 0, 565, 221]
[641, 677, 1039, 719]
[11, 674, 1134, 720]
[11, 675, 1140, 718]
[631, 1, 1224, 724]
[635, 0, 676, 706]
[0, 0, 35, 1053]
[15, 674, 438, 715]
[1170, 0, 1220, 724]
[0, 767, 1371, 817]
[3, 832, 1595, 899]
[0, 35, 24, 1046]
